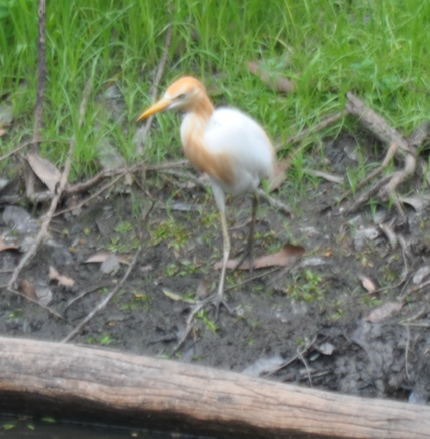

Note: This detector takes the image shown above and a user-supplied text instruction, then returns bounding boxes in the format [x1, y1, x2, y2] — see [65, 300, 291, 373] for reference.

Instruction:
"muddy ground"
[2, 130, 430, 408]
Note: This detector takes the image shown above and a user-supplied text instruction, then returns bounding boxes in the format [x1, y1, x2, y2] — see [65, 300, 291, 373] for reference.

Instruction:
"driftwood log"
[1, 337, 430, 439]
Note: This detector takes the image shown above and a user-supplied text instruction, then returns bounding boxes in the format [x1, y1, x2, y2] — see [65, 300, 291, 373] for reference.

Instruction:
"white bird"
[138, 76, 275, 313]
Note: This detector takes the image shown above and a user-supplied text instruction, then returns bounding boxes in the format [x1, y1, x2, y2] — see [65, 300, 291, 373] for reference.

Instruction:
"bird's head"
[137, 76, 208, 121]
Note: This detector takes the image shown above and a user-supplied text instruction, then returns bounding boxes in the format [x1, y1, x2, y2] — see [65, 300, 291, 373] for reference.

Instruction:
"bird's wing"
[203, 108, 274, 181]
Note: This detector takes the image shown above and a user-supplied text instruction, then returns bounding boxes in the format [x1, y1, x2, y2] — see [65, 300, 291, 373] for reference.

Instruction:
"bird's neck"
[181, 95, 234, 187]
[181, 92, 214, 154]
[186, 92, 214, 123]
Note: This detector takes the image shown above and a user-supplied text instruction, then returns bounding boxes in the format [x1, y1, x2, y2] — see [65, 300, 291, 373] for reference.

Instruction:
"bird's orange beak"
[137, 97, 171, 122]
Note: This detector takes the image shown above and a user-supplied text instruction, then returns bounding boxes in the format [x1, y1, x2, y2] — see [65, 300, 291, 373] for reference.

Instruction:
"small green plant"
[151, 217, 190, 250]
[329, 308, 344, 320]
[363, 295, 382, 307]
[114, 221, 133, 233]
[121, 292, 151, 310]
[165, 263, 178, 277]
[99, 333, 113, 345]
[178, 259, 199, 276]
[107, 236, 120, 252]
[196, 309, 218, 333]
[285, 269, 326, 302]
[3, 421, 16, 430]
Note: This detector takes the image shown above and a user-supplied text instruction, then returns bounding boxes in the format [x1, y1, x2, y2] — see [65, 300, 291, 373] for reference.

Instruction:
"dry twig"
[135, 25, 172, 155]
[62, 202, 154, 343]
[25, 0, 47, 199]
[0, 285, 64, 320]
[266, 334, 318, 377]
[63, 284, 110, 312]
[52, 160, 188, 217]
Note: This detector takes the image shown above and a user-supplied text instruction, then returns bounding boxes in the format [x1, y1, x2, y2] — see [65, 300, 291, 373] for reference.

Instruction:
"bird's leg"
[215, 209, 231, 317]
[233, 193, 258, 276]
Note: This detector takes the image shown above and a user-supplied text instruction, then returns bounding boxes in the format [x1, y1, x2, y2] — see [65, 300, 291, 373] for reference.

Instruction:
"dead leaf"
[412, 266, 430, 284]
[84, 252, 129, 265]
[247, 61, 296, 93]
[140, 264, 153, 273]
[3, 205, 38, 234]
[354, 227, 380, 251]
[215, 244, 305, 270]
[269, 161, 287, 191]
[97, 139, 126, 170]
[0, 103, 13, 127]
[27, 151, 62, 192]
[196, 278, 210, 299]
[162, 289, 197, 304]
[379, 222, 398, 250]
[299, 257, 330, 268]
[316, 342, 335, 356]
[243, 354, 285, 377]
[49, 266, 75, 288]
[0, 128, 6, 137]
[358, 274, 377, 294]
[304, 169, 344, 184]
[0, 236, 19, 252]
[100, 254, 120, 275]
[35, 284, 53, 306]
[365, 301, 403, 323]
[399, 194, 430, 212]
[19, 279, 38, 300]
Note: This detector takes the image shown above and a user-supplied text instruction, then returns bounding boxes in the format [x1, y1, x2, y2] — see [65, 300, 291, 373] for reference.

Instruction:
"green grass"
[1, 0, 429, 180]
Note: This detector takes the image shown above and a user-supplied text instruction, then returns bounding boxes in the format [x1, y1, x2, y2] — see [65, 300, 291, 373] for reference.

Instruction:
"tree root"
[343, 92, 430, 216]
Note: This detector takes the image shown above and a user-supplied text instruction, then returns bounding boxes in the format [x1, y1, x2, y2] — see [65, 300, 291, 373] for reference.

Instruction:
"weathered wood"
[0, 336, 429, 439]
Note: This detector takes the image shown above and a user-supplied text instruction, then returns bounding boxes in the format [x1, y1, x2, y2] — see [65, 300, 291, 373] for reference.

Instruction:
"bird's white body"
[181, 107, 274, 197]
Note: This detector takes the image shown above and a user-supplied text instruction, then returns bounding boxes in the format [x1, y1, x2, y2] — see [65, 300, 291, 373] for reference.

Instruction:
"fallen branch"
[378, 121, 430, 202]
[345, 92, 409, 151]
[1, 159, 189, 206]
[53, 166, 139, 218]
[3, 336, 430, 439]
[7, 79, 92, 289]
[135, 25, 172, 155]
[339, 140, 399, 202]
[62, 201, 154, 343]
[52, 160, 188, 217]
[344, 91, 430, 214]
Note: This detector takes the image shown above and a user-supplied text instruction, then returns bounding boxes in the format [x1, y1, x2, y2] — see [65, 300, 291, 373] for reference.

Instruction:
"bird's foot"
[210, 294, 235, 320]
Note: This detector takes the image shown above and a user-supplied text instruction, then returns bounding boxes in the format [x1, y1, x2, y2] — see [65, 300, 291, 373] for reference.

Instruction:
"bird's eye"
[176, 93, 186, 100]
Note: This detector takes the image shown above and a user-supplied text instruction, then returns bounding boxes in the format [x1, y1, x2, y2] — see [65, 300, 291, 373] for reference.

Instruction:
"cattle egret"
[138, 76, 275, 313]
